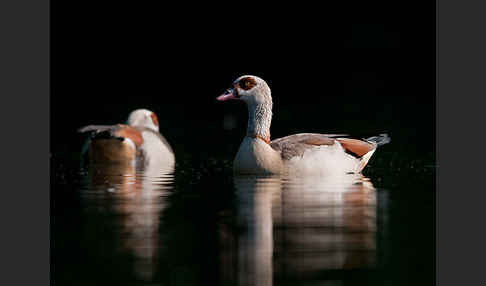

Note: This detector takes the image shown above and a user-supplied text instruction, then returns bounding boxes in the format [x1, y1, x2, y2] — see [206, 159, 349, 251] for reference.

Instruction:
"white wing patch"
[284, 141, 361, 175]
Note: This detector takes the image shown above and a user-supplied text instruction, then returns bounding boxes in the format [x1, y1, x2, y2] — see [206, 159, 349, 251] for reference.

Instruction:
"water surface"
[52, 152, 434, 286]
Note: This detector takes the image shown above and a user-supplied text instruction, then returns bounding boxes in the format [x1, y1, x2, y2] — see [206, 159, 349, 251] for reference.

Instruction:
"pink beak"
[217, 89, 237, 101]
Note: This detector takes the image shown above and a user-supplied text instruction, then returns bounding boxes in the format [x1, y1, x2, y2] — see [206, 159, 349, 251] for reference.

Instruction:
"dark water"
[52, 98, 435, 285]
[52, 151, 434, 286]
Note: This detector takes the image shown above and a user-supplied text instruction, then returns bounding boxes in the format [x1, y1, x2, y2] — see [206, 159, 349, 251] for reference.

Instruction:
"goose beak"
[217, 88, 237, 101]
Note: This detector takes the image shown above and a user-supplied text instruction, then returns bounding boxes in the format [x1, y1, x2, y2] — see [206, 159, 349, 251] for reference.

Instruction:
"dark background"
[51, 0, 435, 161]
[51, 1, 435, 285]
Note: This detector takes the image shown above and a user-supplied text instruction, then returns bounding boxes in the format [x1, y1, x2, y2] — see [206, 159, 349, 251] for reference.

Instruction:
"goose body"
[217, 75, 390, 175]
[79, 109, 175, 168]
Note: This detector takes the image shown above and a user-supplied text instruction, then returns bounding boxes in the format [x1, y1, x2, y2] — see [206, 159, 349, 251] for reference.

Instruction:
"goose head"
[127, 109, 159, 132]
[217, 75, 273, 141]
[217, 75, 272, 106]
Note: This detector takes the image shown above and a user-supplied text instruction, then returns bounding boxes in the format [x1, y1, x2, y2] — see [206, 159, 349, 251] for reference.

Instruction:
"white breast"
[234, 137, 283, 174]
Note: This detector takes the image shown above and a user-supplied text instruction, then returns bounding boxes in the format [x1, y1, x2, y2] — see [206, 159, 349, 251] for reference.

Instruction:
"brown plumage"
[150, 113, 159, 129]
[79, 124, 144, 163]
[336, 138, 376, 158]
[88, 138, 137, 163]
[79, 124, 144, 146]
[238, 76, 258, 90]
[113, 125, 144, 146]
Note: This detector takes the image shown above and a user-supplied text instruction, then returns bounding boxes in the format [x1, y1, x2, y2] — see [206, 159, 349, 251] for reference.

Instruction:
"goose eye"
[238, 80, 246, 89]
[239, 77, 256, 90]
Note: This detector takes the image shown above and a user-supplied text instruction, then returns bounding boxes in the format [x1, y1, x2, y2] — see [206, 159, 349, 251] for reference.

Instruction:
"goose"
[217, 75, 390, 175]
[78, 109, 175, 168]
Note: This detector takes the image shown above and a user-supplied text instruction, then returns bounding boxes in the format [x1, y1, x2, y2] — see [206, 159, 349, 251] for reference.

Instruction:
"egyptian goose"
[79, 109, 175, 168]
[217, 75, 390, 175]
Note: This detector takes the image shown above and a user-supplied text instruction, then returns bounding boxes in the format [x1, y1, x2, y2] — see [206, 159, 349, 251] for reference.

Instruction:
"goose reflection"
[276, 174, 376, 280]
[222, 174, 377, 285]
[233, 176, 281, 286]
[81, 160, 174, 281]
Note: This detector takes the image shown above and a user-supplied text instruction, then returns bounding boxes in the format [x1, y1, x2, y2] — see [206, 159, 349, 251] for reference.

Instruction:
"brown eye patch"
[150, 112, 159, 127]
[238, 77, 257, 91]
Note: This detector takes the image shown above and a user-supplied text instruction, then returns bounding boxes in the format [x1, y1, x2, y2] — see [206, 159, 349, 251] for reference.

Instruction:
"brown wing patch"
[114, 125, 144, 146]
[337, 138, 375, 158]
[80, 124, 144, 147]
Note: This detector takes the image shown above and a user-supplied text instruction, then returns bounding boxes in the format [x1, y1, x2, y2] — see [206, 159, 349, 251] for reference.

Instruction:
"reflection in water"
[234, 176, 281, 286]
[80, 161, 174, 282]
[71, 161, 378, 285]
[222, 174, 377, 285]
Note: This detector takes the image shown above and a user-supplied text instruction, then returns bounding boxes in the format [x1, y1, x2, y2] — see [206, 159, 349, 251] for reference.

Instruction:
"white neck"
[247, 101, 272, 142]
